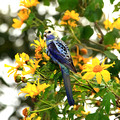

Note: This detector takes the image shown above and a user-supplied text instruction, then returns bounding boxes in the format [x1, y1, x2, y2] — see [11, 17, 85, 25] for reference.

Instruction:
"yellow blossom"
[31, 36, 50, 60]
[72, 45, 91, 70]
[70, 10, 80, 21]
[68, 20, 77, 27]
[62, 10, 80, 21]
[43, 52, 50, 60]
[22, 59, 40, 75]
[15, 52, 30, 66]
[31, 36, 47, 49]
[19, 82, 50, 98]
[111, 42, 120, 50]
[103, 19, 112, 30]
[12, 18, 23, 28]
[4, 64, 23, 78]
[104, 18, 120, 30]
[18, 8, 31, 21]
[82, 57, 115, 84]
[20, 0, 40, 8]
[60, 10, 80, 27]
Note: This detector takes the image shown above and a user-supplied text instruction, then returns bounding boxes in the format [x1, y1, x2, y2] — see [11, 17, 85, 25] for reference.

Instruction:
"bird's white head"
[44, 29, 58, 41]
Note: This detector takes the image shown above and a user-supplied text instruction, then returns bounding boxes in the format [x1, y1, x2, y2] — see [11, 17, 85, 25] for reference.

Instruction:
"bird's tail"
[60, 65, 74, 106]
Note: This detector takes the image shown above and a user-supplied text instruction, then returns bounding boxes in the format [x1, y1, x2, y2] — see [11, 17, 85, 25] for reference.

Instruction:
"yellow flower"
[31, 36, 50, 60]
[31, 36, 47, 49]
[62, 10, 80, 21]
[104, 18, 120, 30]
[20, 0, 40, 8]
[18, 8, 31, 21]
[68, 20, 77, 27]
[72, 45, 91, 70]
[19, 82, 50, 98]
[111, 42, 120, 50]
[15, 52, 30, 66]
[22, 59, 40, 75]
[12, 18, 23, 28]
[82, 57, 115, 84]
[60, 10, 80, 27]
[103, 19, 112, 30]
[70, 10, 80, 21]
[4, 64, 23, 78]
[43, 52, 50, 60]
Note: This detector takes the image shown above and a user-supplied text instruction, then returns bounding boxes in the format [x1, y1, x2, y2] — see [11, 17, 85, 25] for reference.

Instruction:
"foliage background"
[0, 0, 120, 120]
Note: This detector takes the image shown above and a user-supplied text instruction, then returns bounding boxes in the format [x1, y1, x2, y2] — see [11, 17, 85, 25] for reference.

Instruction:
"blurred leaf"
[86, 112, 99, 120]
[104, 51, 117, 59]
[50, 108, 58, 120]
[104, 28, 120, 45]
[95, 88, 107, 97]
[102, 92, 116, 114]
[84, 0, 103, 22]
[110, 0, 115, 4]
[113, 2, 120, 12]
[108, 59, 120, 76]
[81, 25, 94, 40]
[26, 13, 35, 25]
[85, 7, 102, 22]
[43, 0, 50, 6]
[57, 0, 78, 11]
[86, 110, 109, 120]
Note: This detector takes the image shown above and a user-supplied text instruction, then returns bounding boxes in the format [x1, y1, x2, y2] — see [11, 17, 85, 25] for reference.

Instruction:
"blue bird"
[44, 29, 77, 106]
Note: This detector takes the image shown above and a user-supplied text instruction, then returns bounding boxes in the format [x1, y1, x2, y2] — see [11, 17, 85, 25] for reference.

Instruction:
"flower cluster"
[82, 57, 115, 84]
[60, 10, 80, 27]
[19, 81, 50, 98]
[104, 18, 120, 30]
[20, 0, 40, 8]
[5, 52, 40, 83]
[12, 0, 40, 28]
[111, 42, 120, 50]
[12, 9, 31, 28]
[72, 46, 91, 70]
[31, 37, 50, 61]
[22, 107, 41, 120]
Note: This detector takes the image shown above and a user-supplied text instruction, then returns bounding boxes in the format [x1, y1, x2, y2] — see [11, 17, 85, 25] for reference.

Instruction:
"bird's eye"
[48, 31, 51, 33]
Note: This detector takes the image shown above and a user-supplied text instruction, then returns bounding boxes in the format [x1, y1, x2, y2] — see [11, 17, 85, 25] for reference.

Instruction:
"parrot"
[44, 29, 77, 106]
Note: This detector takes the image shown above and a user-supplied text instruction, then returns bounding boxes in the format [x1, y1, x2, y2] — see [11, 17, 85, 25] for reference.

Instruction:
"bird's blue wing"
[47, 40, 77, 73]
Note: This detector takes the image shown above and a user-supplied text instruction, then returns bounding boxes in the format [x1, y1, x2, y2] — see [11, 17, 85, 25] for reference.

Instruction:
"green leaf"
[81, 25, 94, 39]
[104, 28, 120, 45]
[114, 2, 120, 12]
[57, 0, 78, 11]
[84, 7, 103, 22]
[95, 88, 107, 97]
[86, 112, 99, 120]
[26, 13, 35, 25]
[86, 111, 109, 120]
[104, 51, 117, 59]
[43, 0, 50, 6]
[50, 108, 58, 120]
[110, 0, 115, 4]
[102, 92, 116, 114]
[84, 0, 104, 22]
[108, 59, 120, 76]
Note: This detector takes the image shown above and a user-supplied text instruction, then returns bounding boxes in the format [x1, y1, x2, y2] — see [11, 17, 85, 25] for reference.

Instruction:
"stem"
[30, 106, 54, 113]
[94, 22, 104, 44]
[35, 17, 46, 27]
[69, 26, 104, 53]
[103, 79, 120, 99]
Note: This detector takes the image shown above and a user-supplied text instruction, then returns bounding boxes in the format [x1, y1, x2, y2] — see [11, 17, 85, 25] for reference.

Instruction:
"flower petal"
[82, 72, 95, 80]
[96, 72, 102, 84]
[101, 70, 110, 82]
[92, 58, 100, 66]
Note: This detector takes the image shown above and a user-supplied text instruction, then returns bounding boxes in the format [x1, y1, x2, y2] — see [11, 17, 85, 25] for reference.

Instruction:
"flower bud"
[15, 74, 21, 83]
